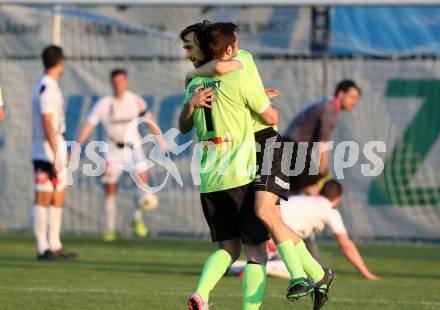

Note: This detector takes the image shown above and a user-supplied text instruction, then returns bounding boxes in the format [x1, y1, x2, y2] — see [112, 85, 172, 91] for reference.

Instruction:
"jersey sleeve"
[39, 85, 57, 114]
[240, 72, 270, 114]
[326, 209, 347, 235]
[86, 98, 105, 126]
[183, 85, 192, 104]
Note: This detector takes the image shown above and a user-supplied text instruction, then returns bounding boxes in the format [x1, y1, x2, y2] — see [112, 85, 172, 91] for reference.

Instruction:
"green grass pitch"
[0, 235, 439, 309]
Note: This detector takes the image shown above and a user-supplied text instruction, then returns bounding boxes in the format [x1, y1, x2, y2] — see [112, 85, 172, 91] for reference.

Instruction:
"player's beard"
[192, 60, 202, 68]
[193, 58, 209, 68]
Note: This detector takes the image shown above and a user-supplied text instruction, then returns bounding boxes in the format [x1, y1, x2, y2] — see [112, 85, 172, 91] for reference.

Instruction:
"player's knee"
[224, 247, 240, 262]
[221, 243, 241, 261]
[52, 190, 66, 207]
[247, 246, 267, 265]
[255, 205, 274, 225]
[35, 191, 53, 206]
[105, 184, 118, 196]
[231, 251, 240, 262]
[230, 245, 242, 261]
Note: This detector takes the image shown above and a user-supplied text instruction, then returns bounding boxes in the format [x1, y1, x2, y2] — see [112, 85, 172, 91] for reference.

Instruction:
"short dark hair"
[42, 45, 64, 70]
[334, 79, 361, 97]
[202, 22, 238, 61]
[319, 180, 343, 201]
[110, 69, 127, 79]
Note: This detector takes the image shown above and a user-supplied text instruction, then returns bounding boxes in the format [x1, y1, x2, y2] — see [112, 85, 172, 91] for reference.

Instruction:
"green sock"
[276, 239, 308, 279]
[296, 240, 325, 283]
[242, 263, 267, 310]
[196, 249, 233, 301]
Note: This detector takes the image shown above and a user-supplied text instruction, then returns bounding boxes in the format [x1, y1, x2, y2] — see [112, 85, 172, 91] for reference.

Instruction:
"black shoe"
[286, 277, 314, 301]
[53, 248, 78, 259]
[313, 268, 336, 310]
[37, 250, 56, 261]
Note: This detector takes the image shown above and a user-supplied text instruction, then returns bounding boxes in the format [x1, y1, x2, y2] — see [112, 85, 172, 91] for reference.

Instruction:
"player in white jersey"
[0, 85, 4, 123]
[75, 69, 163, 241]
[31, 45, 76, 260]
[230, 180, 379, 281]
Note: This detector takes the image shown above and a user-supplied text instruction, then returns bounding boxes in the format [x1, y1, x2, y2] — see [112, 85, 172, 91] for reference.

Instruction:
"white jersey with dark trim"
[280, 195, 347, 239]
[31, 75, 66, 162]
[87, 90, 147, 145]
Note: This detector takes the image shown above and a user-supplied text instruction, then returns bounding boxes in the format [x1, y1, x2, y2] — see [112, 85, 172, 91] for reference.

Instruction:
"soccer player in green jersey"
[185, 22, 335, 310]
[179, 22, 278, 310]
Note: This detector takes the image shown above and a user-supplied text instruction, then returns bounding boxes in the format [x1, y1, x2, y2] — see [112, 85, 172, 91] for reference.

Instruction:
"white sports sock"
[48, 206, 63, 251]
[33, 205, 49, 255]
[105, 195, 117, 232]
[133, 207, 143, 222]
[132, 188, 143, 222]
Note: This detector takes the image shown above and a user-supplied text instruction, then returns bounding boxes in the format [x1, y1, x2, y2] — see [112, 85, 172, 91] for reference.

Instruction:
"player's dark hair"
[319, 180, 343, 201]
[334, 79, 361, 97]
[42, 45, 64, 70]
[179, 21, 212, 66]
[202, 22, 238, 61]
[179, 20, 212, 44]
[110, 69, 128, 79]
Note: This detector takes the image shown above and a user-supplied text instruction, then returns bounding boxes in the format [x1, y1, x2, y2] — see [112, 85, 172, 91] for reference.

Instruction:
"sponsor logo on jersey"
[275, 176, 289, 190]
[189, 80, 222, 93]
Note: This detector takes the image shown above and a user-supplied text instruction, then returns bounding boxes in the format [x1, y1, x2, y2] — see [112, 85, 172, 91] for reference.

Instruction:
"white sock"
[105, 195, 117, 232]
[48, 206, 63, 251]
[133, 207, 143, 222]
[33, 205, 49, 255]
[133, 188, 143, 222]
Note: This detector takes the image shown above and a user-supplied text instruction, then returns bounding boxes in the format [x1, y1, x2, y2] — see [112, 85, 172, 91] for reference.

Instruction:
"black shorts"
[200, 183, 270, 245]
[33, 160, 59, 187]
[283, 138, 325, 193]
[253, 127, 290, 201]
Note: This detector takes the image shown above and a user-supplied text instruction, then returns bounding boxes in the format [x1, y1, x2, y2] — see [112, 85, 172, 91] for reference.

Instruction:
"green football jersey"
[184, 70, 269, 193]
[234, 49, 278, 132]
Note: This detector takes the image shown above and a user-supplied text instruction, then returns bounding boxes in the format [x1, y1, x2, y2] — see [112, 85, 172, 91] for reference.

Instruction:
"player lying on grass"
[75, 69, 163, 241]
[179, 22, 278, 310]
[229, 180, 379, 282]
[184, 21, 333, 310]
[31, 45, 77, 260]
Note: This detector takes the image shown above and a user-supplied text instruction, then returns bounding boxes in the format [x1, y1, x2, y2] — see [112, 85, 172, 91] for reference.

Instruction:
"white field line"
[0, 286, 439, 307]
